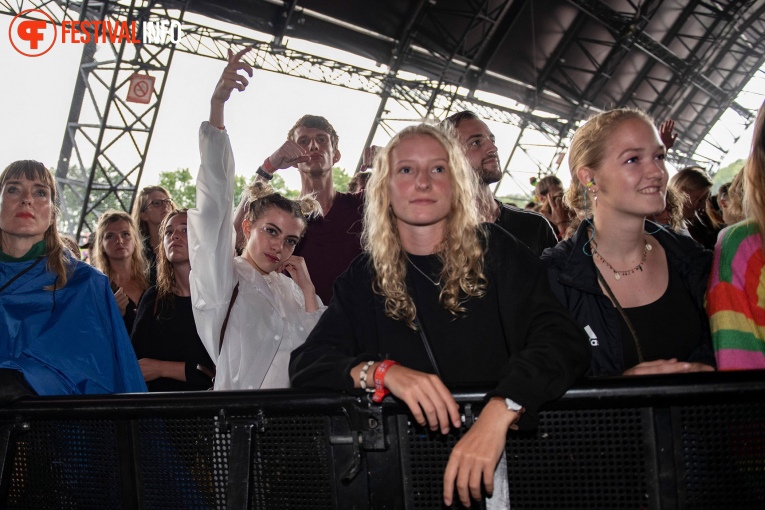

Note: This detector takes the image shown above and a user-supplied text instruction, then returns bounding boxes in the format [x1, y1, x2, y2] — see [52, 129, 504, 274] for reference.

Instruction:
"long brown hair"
[154, 209, 188, 317]
[0, 160, 72, 289]
[91, 210, 149, 291]
[131, 185, 172, 240]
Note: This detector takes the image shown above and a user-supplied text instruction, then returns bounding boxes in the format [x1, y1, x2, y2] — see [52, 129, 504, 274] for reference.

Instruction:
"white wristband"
[359, 360, 375, 393]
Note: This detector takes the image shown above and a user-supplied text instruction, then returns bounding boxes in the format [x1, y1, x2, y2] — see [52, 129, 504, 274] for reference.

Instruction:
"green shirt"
[0, 240, 46, 262]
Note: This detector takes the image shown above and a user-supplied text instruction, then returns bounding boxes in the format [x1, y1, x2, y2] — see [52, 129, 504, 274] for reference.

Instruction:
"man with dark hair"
[249, 115, 364, 303]
[443, 111, 557, 256]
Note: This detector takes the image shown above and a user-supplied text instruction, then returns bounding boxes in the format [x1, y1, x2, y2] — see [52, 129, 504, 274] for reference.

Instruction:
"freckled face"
[388, 134, 453, 231]
[0, 176, 53, 242]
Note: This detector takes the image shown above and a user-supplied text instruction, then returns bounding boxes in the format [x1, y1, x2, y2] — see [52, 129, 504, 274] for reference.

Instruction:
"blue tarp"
[0, 255, 147, 395]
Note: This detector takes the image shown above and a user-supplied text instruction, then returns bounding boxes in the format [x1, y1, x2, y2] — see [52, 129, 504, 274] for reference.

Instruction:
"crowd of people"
[2, 48, 764, 506]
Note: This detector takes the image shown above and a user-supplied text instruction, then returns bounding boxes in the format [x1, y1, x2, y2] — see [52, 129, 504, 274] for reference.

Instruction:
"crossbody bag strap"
[0, 256, 45, 294]
[219, 282, 240, 355]
[413, 314, 442, 378]
[595, 266, 644, 363]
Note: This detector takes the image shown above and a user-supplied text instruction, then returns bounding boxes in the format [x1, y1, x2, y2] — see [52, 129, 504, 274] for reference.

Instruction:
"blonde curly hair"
[362, 123, 487, 328]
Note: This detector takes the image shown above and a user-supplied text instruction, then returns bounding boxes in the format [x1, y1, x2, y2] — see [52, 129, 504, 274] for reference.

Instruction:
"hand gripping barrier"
[0, 371, 763, 509]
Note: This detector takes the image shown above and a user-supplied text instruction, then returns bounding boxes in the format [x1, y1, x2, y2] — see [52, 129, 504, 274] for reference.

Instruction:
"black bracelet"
[256, 166, 273, 181]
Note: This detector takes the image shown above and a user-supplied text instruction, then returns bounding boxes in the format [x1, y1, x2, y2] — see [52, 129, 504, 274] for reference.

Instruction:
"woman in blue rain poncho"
[0, 160, 146, 400]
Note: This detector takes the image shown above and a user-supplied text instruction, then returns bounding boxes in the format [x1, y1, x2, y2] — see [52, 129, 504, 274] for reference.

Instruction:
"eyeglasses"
[142, 198, 174, 212]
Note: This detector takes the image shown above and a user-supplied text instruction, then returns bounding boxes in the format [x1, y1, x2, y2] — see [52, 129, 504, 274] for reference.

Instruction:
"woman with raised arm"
[131, 209, 215, 391]
[0, 160, 145, 398]
[542, 108, 715, 376]
[707, 100, 765, 370]
[289, 123, 589, 508]
[188, 48, 325, 390]
[91, 210, 149, 334]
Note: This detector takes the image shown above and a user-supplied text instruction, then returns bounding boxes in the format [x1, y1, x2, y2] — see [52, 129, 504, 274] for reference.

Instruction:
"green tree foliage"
[158, 168, 250, 208]
[159, 168, 196, 208]
[333, 166, 351, 193]
[712, 159, 746, 192]
[271, 174, 300, 199]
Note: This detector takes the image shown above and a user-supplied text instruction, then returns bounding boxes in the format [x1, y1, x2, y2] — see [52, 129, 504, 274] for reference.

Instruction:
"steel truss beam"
[559, 0, 763, 173]
[3, 0, 189, 238]
[4, 0, 764, 225]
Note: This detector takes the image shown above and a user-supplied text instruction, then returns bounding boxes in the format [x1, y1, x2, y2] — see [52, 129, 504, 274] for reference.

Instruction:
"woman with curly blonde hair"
[92, 209, 149, 333]
[189, 53, 326, 391]
[707, 100, 765, 369]
[290, 123, 588, 509]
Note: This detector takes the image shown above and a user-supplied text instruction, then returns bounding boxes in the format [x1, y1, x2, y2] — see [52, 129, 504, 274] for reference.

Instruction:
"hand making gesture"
[209, 47, 253, 128]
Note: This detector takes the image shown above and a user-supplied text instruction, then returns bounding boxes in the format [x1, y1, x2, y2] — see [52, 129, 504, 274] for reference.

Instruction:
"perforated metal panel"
[406, 421, 466, 509]
[251, 414, 335, 510]
[507, 409, 648, 509]
[4, 420, 121, 510]
[404, 408, 648, 509]
[137, 416, 227, 509]
[678, 403, 765, 509]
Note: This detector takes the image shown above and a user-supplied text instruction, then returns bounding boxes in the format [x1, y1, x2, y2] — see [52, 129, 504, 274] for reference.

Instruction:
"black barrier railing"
[0, 371, 764, 509]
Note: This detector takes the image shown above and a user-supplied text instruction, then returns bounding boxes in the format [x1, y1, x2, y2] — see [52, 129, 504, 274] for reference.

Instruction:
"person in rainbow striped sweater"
[707, 100, 765, 370]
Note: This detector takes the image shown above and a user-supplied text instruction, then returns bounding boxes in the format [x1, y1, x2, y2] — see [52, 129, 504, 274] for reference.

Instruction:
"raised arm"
[210, 47, 253, 128]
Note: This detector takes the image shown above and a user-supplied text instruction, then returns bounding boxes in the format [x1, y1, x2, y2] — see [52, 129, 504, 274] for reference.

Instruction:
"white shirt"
[188, 122, 326, 390]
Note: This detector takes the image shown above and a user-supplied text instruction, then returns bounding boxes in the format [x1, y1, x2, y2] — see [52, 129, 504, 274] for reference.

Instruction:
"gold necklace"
[406, 255, 441, 286]
[593, 240, 652, 280]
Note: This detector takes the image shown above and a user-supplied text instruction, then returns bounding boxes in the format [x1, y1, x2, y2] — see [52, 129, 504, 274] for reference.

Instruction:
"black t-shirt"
[619, 266, 703, 368]
[407, 253, 508, 386]
[131, 286, 214, 391]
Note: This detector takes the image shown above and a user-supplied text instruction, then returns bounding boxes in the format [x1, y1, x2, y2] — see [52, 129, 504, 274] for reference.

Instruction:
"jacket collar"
[555, 219, 684, 294]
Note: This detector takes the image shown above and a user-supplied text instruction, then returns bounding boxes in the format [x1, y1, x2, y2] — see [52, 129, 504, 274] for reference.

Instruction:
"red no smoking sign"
[127, 73, 155, 104]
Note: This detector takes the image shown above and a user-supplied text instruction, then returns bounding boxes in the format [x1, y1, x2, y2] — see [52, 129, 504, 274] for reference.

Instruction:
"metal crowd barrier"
[0, 371, 763, 509]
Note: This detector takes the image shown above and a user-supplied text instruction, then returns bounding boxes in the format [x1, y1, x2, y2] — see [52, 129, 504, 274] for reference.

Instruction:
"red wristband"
[372, 360, 400, 403]
[262, 156, 276, 174]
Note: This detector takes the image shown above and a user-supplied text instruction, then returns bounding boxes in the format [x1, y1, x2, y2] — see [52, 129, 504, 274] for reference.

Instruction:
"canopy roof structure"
[191, 0, 765, 168]
[3, 0, 764, 236]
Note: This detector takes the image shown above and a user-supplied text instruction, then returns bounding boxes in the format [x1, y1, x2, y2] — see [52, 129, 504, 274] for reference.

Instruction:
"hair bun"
[247, 181, 276, 202]
[297, 193, 322, 220]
